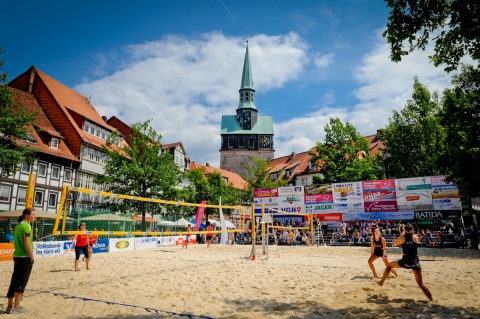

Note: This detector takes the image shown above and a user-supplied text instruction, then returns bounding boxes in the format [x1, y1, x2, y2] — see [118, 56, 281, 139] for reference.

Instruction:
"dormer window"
[51, 138, 59, 149]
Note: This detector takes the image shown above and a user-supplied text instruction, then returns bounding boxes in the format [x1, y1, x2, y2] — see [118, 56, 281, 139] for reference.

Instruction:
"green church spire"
[237, 40, 257, 110]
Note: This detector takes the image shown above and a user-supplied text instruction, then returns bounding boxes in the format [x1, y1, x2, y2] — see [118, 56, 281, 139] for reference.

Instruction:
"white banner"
[157, 236, 178, 247]
[134, 237, 158, 250]
[34, 241, 65, 258]
[109, 238, 135, 252]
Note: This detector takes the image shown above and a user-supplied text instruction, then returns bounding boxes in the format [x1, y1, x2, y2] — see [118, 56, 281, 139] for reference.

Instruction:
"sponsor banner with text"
[395, 177, 433, 210]
[134, 237, 158, 250]
[0, 243, 14, 261]
[92, 239, 109, 254]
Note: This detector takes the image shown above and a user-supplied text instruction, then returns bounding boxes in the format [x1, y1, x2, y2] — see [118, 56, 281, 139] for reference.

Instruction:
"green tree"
[94, 119, 184, 230]
[384, 0, 480, 72]
[309, 118, 384, 184]
[243, 156, 288, 204]
[379, 78, 445, 178]
[439, 64, 480, 198]
[185, 166, 241, 219]
[0, 47, 38, 177]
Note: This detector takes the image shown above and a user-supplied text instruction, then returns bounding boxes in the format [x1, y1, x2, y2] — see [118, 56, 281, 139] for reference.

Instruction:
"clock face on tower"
[260, 135, 270, 148]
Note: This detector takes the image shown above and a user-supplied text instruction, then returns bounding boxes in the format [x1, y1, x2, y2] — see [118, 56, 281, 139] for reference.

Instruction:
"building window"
[37, 162, 47, 177]
[286, 170, 291, 178]
[64, 169, 72, 182]
[0, 184, 12, 202]
[34, 191, 44, 207]
[51, 137, 59, 149]
[223, 177, 228, 184]
[17, 188, 27, 204]
[249, 137, 254, 148]
[270, 172, 278, 180]
[90, 123, 95, 135]
[309, 162, 316, 170]
[51, 166, 60, 179]
[21, 162, 31, 173]
[301, 177, 307, 186]
[84, 122, 90, 133]
[48, 192, 57, 207]
[239, 137, 244, 148]
[228, 137, 234, 148]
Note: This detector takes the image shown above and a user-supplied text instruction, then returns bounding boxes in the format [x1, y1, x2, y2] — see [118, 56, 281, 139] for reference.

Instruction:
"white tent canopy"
[81, 213, 132, 222]
[0, 209, 71, 220]
[174, 217, 194, 227]
[157, 220, 175, 226]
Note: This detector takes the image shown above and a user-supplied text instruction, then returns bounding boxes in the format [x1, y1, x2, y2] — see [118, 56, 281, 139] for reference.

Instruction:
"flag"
[195, 200, 207, 231]
[219, 197, 228, 245]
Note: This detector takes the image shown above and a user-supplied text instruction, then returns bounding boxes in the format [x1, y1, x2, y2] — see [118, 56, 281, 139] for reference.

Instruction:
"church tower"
[220, 42, 274, 177]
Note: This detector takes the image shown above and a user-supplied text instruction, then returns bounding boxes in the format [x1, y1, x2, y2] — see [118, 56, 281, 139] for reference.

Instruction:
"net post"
[250, 204, 256, 260]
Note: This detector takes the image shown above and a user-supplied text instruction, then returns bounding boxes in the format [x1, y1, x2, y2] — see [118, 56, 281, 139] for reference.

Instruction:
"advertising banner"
[395, 177, 433, 210]
[109, 238, 135, 252]
[92, 239, 109, 254]
[134, 237, 158, 250]
[362, 179, 398, 212]
[195, 200, 207, 231]
[254, 196, 278, 207]
[342, 211, 414, 221]
[0, 243, 14, 261]
[430, 176, 459, 198]
[332, 182, 364, 213]
[157, 236, 178, 247]
[313, 213, 343, 222]
[433, 198, 462, 210]
[34, 241, 64, 258]
[278, 186, 304, 196]
[305, 193, 334, 214]
[304, 184, 332, 195]
[254, 188, 278, 198]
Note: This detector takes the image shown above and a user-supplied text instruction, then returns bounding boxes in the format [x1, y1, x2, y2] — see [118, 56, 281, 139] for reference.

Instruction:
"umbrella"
[174, 217, 194, 227]
[189, 219, 206, 229]
[157, 220, 175, 226]
[0, 209, 71, 219]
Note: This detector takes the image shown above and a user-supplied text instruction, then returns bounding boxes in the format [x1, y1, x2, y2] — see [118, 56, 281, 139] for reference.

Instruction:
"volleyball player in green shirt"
[6, 208, 36, 314]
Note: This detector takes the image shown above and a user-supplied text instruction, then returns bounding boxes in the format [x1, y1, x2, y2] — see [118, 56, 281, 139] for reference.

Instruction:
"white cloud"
[75, 32, 308, 168]
[76, 29, 465, 170]
[314, 53, 335, 69]
[271, 29, 462, 158]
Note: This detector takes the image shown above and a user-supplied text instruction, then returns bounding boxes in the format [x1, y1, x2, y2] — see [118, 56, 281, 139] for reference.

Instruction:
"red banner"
[314, 213, 343, 221]
[195, 200, 207, 231]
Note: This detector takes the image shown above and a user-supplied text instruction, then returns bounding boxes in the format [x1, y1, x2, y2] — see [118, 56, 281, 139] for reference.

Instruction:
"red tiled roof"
[268, 150, 315, 182]
[190, 162, 248, 190]
[135, 216, 156, 223]
[365, 134, 384, 156]
[9, 67, 119, 155]
[10, 88, 79, 162]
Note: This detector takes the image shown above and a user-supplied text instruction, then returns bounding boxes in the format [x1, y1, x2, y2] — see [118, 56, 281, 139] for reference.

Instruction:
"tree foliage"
[94, 119, 184, 230]
[439, 64, 480, 197]
[379, 77, 445, 178]
[309, 118, 384, 184]
[383, 0, 480, 71]
[185, 166, 241, 217]
[243, 156, 288, 204]
[0, 47, 38, 177]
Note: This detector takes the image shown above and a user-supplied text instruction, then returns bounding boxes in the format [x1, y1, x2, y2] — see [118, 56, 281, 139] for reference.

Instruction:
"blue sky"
[2, 0, 462, 168]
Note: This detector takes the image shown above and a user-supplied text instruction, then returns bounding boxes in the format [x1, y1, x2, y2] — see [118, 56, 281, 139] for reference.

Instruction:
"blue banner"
[92, 239, 109, 254]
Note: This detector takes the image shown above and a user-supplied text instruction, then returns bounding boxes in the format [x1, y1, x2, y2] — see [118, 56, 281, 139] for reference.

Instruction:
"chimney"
[27, 66, 36, 93]
[206, 163, 210, 167]
[102, 116, 108, 122]
[289, 152, 295, 159]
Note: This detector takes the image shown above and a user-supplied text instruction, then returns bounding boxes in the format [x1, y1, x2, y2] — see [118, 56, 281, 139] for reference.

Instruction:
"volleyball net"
[249, 204, 314, 260]
[52, 186, 250, 238]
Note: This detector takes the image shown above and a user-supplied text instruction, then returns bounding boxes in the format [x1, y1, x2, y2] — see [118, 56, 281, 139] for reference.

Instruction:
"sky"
[1, 0, 462, 168]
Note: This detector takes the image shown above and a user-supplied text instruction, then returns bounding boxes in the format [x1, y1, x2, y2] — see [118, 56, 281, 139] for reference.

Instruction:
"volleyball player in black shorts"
[376, 224, 433, 301]
[368, 228, 397, 280]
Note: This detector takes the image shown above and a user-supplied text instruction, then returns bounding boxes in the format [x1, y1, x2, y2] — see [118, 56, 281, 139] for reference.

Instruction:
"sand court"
[1, 245, 479, 318]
